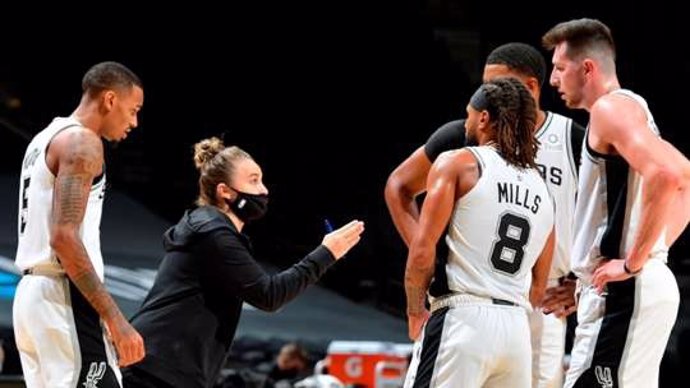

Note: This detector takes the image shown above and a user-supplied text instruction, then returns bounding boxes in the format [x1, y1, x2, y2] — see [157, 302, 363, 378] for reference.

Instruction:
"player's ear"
[582, 59, 595, 77]
[101, 90, 117, 111]
[525, 77, 540, 99]
[478, 110, 490, 129]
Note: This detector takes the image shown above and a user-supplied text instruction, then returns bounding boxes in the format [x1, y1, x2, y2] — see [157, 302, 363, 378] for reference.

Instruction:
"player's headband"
[469, 85, 490, 111]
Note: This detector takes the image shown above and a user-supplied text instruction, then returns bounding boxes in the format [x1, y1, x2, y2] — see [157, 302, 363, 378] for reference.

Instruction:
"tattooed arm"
[405, 150, 474, 340]
[48, 127, 144, 367]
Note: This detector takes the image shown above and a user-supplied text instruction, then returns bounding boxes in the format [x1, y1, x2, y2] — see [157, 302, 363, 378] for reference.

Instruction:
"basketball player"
[543, 18, 690, 388]
[13, 62, 145, 387]
[386, 42, 583, 388]
[404, 77, 555, 388]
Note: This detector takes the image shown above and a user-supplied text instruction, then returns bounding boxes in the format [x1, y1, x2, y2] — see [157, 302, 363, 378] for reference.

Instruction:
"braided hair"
[471, 77, 539, 169]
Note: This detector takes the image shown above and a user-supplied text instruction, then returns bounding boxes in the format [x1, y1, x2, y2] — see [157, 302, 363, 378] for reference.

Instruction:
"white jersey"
[443, 146, 554, 309]
[15, 117, 107, 280]
[535, 111, 581, 279]
[571, 89, 667, 284]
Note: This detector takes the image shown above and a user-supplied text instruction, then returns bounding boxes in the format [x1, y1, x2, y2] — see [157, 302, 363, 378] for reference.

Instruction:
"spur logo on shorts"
[83, 361, 106, 388]
[594, 365, 613, 388]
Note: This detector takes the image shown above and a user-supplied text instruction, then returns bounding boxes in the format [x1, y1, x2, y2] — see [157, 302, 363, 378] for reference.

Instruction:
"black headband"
[469, 85, 490, 111]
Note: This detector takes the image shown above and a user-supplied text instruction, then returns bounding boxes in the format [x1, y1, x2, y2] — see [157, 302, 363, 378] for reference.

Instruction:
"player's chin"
[115, 131, 129, 141]
[102, 133, 126, 143]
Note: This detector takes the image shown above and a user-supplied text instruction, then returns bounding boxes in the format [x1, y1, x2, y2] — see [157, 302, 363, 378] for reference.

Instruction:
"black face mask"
[225, 188, 269, 222]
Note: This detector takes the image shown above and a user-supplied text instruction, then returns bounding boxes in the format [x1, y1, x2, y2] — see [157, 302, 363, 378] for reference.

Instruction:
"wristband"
[623, 260, 642, 276]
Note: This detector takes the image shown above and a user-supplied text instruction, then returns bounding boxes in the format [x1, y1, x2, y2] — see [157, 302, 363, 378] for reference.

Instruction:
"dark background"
[1, 2, 688, 311]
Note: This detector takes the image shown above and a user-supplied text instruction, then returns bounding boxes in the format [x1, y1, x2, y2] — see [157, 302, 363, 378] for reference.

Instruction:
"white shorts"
[529, 279, 567, 388]
[404, 294, 531, 388]
[13, 273, 121, 388]
[564, 259, 679, 388]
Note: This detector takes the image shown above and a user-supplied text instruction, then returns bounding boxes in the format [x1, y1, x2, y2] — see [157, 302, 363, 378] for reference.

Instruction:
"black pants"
[121, 367, 174, 388]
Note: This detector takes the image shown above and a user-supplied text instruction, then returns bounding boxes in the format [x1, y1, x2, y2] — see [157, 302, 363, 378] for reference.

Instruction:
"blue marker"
[324, 218, 334, 233]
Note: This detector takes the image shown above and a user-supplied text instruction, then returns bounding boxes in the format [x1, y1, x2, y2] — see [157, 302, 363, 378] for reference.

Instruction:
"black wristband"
[623, 260, 642, 275]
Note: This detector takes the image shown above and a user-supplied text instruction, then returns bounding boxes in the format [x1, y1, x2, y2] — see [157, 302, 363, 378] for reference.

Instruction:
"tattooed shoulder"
[59, 128, 103, 176]
[52, 129, 103, 225]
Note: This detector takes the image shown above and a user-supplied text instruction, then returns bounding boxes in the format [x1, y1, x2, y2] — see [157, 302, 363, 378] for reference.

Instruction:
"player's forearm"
[391, 205, 420, 247]
[405, 245, 434, 315]
[666, 187, 690, 246]
[405, 283, 427, 317]
[51, 231, 123, 322]
[627, 172, 680, 270]
[530, 271, 548, 307]
[384, 188, 420, 247]
[659, 140, 690, 246]
[531, 231, 554, 307]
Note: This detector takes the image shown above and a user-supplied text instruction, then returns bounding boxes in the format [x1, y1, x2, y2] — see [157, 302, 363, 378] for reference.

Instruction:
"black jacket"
[128, 206, 335, 388]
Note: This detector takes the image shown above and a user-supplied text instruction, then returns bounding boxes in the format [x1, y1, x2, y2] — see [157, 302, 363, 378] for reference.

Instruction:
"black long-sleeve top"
[127, 206, 335, 388]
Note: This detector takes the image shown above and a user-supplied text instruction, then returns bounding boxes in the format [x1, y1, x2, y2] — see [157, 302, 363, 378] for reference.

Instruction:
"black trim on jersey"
[423, 120, 466, 163]
[572, 278, 636, 388]
[535, 111, 553, 138]
[412, 307, 449, 388]
[68, 280, 120, 388]
[600, 158, 630, 259]
[93, 166, 106, 186]
[41, 122, 107, 187]
[569, 120, 586, 177]
[584, 127, 625, 162]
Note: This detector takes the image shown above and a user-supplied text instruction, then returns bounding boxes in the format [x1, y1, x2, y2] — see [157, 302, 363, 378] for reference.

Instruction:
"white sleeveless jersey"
[535, 112, 580, 279]
[571, 89, 667, 284]
[444, 146, 554, 309]
[15, 117, 107, 280]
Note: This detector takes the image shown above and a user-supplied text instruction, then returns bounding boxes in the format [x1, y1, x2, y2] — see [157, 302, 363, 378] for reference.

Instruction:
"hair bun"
[193, 137, 225, 170]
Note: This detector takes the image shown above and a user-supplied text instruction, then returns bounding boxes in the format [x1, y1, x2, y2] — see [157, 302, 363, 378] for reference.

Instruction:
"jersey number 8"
[489, 212, 531, 275]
